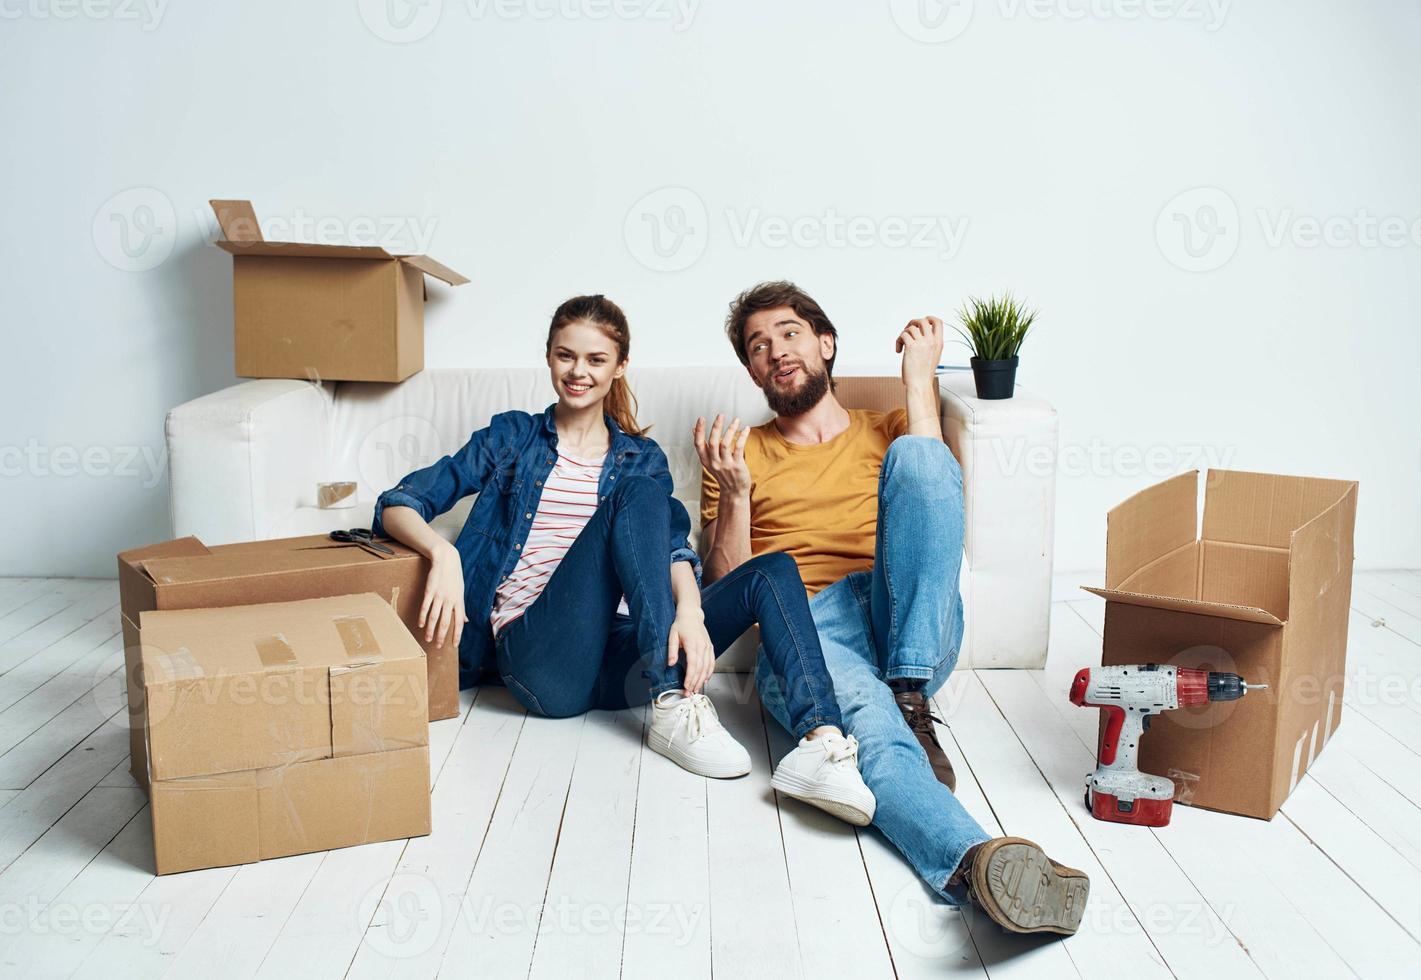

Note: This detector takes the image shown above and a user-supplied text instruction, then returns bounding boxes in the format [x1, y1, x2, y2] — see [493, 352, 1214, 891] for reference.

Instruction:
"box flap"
[1286, 481, 1359, 626]
[216, 240, 397, 261]
[1084, 586, 1285, 626]
[118, 535, 211, 567]
[118, 535, 213, 622]
[1202, 469, 1360, 549]
[1105, 471, 1199, 589]
[210, 199, 263, 243]
[398, 254, 469, 286]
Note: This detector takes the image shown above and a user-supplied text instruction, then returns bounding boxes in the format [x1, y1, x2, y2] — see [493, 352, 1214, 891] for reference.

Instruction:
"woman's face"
[547, 320, 626, 410]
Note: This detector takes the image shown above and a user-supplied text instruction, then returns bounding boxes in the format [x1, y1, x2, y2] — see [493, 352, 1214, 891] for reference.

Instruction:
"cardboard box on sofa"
[210, 199, 468, 382]
[140, 593, 431, 874]
[117, 532, 459, 790]
[1085, 469, 1359, 819]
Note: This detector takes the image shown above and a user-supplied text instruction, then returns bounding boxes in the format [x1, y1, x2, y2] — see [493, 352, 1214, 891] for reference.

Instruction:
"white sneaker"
[647, 692, 752, 778]
[771, 732, 876, 826]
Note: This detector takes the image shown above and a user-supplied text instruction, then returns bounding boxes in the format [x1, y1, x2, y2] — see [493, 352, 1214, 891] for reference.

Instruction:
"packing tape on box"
[333, 616, 381, 659]
[255, 634, 297, 668]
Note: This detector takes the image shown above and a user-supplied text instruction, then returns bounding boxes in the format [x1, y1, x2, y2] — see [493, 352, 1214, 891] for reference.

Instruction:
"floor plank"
[526, 706, 645, 980]
[701, 672, 804, 979]
[345, 686, 528, 979]
[433, 707, 589, 977]
[762, 704, 898, 979]
[618, 706, 712, 980]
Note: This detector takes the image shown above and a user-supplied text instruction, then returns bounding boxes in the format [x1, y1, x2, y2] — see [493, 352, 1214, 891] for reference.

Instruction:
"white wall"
[2, 0, 1418, 577]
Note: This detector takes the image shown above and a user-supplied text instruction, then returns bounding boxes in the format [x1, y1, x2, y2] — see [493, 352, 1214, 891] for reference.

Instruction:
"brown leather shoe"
[894, 690, 956, 793]
[961, 837, 1090, 936]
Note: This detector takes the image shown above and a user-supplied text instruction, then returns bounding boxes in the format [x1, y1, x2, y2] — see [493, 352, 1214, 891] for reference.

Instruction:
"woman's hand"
[667, 609, 715, 695]
[693, 414, 752, 500]
[420, 542, 468, 649]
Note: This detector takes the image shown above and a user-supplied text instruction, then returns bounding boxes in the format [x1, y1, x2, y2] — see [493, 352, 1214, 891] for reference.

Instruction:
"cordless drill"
[1068, 664, 1267, 827]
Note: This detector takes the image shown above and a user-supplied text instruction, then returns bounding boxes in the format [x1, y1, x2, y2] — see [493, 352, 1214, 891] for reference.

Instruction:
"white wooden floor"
[0, 573, 1419, 979]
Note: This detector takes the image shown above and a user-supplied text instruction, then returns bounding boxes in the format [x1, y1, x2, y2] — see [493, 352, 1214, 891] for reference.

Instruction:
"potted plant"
[953, 293, 1037, 400]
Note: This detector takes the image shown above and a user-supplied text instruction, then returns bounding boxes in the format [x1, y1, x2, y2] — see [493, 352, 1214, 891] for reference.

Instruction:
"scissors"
[328, 528, 395, 557]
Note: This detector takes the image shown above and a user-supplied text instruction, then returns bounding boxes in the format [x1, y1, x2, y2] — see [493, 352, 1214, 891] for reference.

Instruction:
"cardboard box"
[210, 199, 468, 382]
[140, 593, 431, 874]
[1085, 469, 1359, 819]
[117, 533, 459, 790]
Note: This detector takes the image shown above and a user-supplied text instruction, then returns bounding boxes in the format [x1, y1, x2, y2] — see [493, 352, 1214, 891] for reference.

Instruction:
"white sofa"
[165, 367, 1058, 669]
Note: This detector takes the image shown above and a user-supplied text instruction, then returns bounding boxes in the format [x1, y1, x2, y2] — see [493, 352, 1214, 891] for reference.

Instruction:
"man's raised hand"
[896, 316, 945, 388]
[693, 413, 752, 498]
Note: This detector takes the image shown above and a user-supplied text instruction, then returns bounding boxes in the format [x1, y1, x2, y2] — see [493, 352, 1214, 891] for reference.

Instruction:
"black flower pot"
[970, 356, 1018, 400]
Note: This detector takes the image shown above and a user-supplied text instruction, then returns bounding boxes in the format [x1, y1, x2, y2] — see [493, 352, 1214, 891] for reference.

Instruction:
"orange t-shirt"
[699, 409, 909, 597]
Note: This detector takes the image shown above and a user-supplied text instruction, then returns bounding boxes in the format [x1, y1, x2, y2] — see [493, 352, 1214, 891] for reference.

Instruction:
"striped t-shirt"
[490, 450, 628, 635]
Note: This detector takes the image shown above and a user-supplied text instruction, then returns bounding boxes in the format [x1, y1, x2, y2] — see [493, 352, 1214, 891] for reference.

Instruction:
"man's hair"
[724, 281, 838, 379]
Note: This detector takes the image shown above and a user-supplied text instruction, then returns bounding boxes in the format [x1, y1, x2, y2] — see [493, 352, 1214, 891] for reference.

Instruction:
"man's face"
[743, 306, 835, 417]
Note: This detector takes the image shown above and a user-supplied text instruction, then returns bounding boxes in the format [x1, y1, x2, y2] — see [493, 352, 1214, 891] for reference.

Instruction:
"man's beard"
[762, 363, 831, 417]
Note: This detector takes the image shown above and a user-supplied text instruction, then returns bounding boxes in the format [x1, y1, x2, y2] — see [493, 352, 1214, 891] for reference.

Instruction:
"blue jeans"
[496, 475, 843, 740]
[755, 436, 990, 903]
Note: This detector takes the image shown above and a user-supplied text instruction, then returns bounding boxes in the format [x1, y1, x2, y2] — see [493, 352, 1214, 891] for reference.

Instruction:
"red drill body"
[1069, 664, 1264, 827]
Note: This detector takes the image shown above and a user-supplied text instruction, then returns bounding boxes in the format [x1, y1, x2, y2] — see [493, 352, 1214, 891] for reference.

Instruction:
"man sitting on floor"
[695, 281, 1089, 936]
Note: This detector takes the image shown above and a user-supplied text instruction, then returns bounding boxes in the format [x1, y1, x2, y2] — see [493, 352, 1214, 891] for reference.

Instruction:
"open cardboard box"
[141, 594, 431, 874]
[1085, 469, 1358, 819]
[211, 199, 468, 382]
[117, 533, 459, 790]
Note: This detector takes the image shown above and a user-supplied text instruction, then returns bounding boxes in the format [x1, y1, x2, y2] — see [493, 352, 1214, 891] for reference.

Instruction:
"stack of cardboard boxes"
[141, 594, 431, 875]
[118, 536, 456, 873]
[116, 202, 470, 873]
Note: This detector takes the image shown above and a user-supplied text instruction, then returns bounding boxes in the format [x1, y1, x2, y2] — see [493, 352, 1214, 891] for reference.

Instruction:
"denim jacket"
[372, 404, 700, 688]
